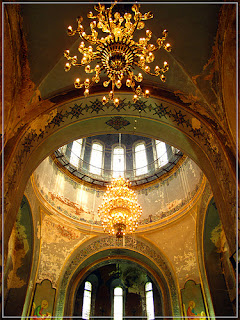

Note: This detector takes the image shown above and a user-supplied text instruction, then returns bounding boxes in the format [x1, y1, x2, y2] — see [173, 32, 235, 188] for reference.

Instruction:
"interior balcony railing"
[53, 145, 183, 187]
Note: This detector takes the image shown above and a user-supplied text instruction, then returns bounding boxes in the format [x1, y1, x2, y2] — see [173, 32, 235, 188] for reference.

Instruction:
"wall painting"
[181, 280, 207, 319]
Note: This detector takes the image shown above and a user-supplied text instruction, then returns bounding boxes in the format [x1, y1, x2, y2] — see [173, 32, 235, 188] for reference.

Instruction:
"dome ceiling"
[53, 133, 184, 186]
[33, 152, 204, 231]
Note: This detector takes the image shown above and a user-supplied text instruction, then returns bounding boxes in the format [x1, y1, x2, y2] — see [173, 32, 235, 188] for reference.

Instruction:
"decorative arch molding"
[197, 193, 236, 317]
[4, 93, 236, 255]
[54, 235, 181, 318]
[4, 194, 34, 317]
[196, 181, 215, 318]
[196, 181, 236, 317]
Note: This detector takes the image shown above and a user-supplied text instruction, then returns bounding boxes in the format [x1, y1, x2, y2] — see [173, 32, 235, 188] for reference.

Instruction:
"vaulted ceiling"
[21, 3, 220, 101]
[3, 1, 237, 255]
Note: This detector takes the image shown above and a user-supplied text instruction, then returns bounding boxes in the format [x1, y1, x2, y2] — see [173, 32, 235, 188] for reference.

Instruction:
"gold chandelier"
[64, 1, 171, 106]
[98, 177, 142, 238]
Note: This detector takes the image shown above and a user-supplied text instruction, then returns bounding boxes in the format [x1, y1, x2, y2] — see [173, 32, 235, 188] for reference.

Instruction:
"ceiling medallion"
[98, 177, 142, 238]
[64, 1, 171, 107]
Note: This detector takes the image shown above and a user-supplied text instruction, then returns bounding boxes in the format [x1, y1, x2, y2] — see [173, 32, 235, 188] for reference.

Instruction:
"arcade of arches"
[2, 2, 238, 319]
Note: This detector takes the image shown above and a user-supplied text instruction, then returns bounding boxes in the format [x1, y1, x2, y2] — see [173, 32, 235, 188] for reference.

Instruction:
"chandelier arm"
[106, 7, 114, 36]
[106, 1, 121, 37]
[74, 53, 99, 67]
[78, 31, 97, 45]
[131, 19, 140, 38]
[65, 1, 171, 104]
[152, 41, 165, 52]
[134, 62, 165, 76]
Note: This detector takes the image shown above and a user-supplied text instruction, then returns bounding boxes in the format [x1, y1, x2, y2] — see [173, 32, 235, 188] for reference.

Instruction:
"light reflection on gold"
[98, 177, 142, 238]
[64, 1, 171, 106]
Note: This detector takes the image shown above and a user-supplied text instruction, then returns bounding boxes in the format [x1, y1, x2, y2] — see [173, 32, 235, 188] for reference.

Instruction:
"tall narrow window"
[155, 140, 168, 167]
[89, 142, 103, 175]
[135, 143, 148, 176]
[70, 139, 83, 168]
[112, 146, 125, 178]
[82, 281, 92, 320]
[114, 287, 123, 320]
[145, 282, 155, 320]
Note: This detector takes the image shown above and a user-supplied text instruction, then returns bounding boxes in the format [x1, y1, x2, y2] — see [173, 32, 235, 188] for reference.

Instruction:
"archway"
[54, 236, 181, 318]
[72, 260, 163, 318]
[4, 93, 236, 257]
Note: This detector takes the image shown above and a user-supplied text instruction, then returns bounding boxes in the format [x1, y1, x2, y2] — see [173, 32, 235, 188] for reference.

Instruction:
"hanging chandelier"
[64, 1, 171, 107]
[98, 177, 142, 238]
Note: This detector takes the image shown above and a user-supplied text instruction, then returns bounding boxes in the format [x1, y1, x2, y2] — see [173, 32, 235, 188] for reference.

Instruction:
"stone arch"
[4, 93, 236, 256]
[54, 235, 181, 318]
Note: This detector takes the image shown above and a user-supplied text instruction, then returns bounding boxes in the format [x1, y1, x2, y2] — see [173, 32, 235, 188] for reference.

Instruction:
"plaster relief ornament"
[64, 1, 171, 106]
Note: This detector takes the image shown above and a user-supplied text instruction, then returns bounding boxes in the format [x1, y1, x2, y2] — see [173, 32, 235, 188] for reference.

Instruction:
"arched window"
[89, 142, 103, 175]
[135, 143, 148, 176]
[145, 282, 155, 320]
[114, 286, 123, 320]
[112, 146, 125, 178]
[70, 139, 83, 168]
[155, 140, 168, 167]
[82, 281, 92, 320]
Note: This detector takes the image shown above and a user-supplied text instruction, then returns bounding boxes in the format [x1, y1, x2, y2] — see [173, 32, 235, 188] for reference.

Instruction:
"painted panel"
[30, 280, 55, 318]
[4, 196, 33, 316]
[181, 280, 207, 319]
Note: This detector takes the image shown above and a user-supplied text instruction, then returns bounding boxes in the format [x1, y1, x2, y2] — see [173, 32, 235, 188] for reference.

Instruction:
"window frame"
[111, 144, 126, 178]
[113, 286, 124, 320]
[133, 141, 148, 176]
[81, 281, 92, 320]
[69, 138, 84, 169]
[145, 281, 155, 320]
[153, 140, 169, 169]
[89, 140, 104, 176]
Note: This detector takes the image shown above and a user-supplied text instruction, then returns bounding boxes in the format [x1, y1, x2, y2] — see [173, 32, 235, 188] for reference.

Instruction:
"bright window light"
[135, 143, 148, 176]
[89, 142, 103, 175]
[145, 282, 155, 320]
[82, 281, 92, 320]
[70, 139, 83, 167]
[114, 286, 123, 320]
[112, 146, 125, 178]
[172, 146, 180, 154]
[155, 140, 168, 167]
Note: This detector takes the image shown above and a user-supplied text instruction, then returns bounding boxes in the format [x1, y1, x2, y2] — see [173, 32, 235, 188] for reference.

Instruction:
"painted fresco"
[36, 213, 91, 286]
[181, 280, 207, 319]
[33, 156, 203, 226]
[4, 196, 33, 316]
[30, 280, 55, 319]
[203, 199, 235, 316]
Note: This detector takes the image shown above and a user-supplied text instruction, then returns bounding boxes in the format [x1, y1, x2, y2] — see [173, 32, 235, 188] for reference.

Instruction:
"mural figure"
[186, 301, 206, 320]
[187, 300, 197, 319]
[181, 280, 207, 319]
[30, 280, 55, 319]
[32, 300, 51, 319]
